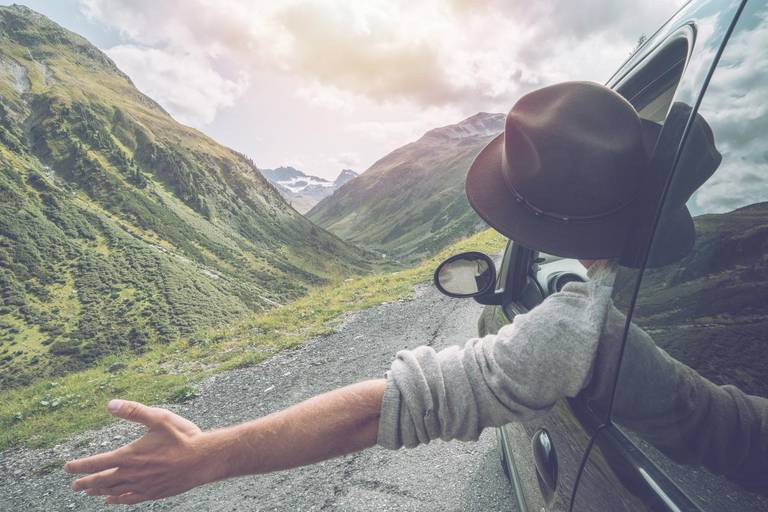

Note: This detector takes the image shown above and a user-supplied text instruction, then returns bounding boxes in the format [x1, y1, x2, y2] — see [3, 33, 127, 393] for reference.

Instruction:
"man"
[65, 82, 768, 504]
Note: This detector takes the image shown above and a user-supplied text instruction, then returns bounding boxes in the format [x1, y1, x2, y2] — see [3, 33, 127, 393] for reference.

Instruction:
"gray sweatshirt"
[377, 260, 618, 449]
[376, 260, 768, 493]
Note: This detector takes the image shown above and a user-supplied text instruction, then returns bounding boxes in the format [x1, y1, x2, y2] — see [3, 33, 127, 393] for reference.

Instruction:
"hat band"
[502, 172, 635, 223]
[498, 132, 636, 223]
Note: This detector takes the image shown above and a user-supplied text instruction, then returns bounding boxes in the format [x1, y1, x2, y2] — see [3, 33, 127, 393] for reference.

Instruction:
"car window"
[621, 37, 688, 121]
[611, 2, 768, 509]
[573, 30, 692, 426]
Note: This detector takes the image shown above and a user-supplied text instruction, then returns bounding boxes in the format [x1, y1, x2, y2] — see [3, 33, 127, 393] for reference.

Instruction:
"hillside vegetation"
[0, 5, 370, 389]
[629, 203, 768, 397]
[0, 228, 506, 451]
[308, 113, 504, 260]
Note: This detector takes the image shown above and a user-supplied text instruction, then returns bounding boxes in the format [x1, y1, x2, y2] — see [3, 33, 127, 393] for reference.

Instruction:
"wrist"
[192, 430, 236, 484]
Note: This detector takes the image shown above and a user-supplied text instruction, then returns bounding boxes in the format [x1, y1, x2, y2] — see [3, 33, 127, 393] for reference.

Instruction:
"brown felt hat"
[467, 81, 659, 260]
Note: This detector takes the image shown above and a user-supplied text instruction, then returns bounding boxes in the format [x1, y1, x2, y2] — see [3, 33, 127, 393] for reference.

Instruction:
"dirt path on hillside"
[0, 284, 517, 512]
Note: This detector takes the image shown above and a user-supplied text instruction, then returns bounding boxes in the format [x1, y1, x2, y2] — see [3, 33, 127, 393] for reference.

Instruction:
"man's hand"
[64, 400, 218, 505]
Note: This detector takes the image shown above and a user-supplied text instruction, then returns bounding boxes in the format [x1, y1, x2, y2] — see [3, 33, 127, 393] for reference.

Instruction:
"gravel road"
[0, 284, 517, 512]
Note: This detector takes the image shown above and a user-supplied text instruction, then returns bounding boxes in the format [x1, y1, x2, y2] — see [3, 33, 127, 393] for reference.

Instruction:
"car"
[433, 1, 768, 510]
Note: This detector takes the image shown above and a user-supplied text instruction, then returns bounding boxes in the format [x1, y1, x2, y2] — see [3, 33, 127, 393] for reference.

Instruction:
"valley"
[0, 228, 506, 451]
[0, 4, 508, 455]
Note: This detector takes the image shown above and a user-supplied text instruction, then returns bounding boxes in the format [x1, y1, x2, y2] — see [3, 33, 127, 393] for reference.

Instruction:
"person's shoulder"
[547, 280, 593, 304]
[514, 279, 610, 327]
[502, 285, 591, 332]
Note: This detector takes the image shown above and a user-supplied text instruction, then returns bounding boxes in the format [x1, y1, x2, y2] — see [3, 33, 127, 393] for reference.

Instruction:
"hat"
[620, 105, 721, 267]
[466, 81, 720, 263]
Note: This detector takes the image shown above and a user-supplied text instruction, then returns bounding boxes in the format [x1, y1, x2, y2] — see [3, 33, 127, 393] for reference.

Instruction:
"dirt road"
[0, 284, 516, 511]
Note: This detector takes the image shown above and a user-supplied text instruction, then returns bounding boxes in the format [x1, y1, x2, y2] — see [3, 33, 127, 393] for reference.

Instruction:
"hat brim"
[646, 204, 695, 267]
[466, 133, 640, 259]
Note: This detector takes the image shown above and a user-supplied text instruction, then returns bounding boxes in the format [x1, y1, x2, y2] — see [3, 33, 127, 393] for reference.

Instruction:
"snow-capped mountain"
[260, 166, 359, 213]
[335, 169, 358, 187]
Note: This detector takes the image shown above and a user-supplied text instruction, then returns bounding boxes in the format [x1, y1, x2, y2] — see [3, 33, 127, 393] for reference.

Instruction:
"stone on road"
[0, 285, 517, 511]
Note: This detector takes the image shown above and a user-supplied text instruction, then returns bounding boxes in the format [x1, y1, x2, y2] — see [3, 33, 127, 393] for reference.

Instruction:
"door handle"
[532, 428, 558, 502]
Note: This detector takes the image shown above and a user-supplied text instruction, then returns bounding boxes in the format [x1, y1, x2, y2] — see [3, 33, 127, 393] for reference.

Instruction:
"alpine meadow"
[0, 5, 371, 390]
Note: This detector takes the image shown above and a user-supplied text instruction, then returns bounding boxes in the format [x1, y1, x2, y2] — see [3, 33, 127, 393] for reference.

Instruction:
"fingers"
[66, 400, 169, 475]
[71, 467, 125, 491]
[106, 493, 149, 506]
[65, 449, 127, 475]
[108, 400, 164, 428]
[84, 483, 135, 497]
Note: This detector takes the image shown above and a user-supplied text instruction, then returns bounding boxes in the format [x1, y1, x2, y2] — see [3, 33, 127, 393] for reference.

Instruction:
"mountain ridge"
[620, 202, 768, 397]
[423, 112, 505, 140]
[307, 112, 504, 258]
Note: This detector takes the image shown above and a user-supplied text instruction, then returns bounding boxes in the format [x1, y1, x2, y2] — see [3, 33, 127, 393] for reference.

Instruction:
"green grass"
[0, 228, 505, 452]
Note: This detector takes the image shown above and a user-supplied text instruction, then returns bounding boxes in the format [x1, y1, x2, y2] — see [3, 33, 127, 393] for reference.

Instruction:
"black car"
[435, 1, 768, 510]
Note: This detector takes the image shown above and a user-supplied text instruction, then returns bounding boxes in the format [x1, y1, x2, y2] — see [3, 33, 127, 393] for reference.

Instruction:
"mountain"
[615, 203, 768, 397]
[334, 169, 358, 187]
[0, 5, 370, 388]
[260, 166, 359, 214]
[307, 112, 505, 259]
[260, 166, 306, 183]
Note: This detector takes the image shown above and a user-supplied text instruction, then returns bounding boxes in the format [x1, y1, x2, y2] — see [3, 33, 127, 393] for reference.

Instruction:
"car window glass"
[612, 2, 768, 509]
[637, 84, 677, 122]
[627, 41, 687, 119]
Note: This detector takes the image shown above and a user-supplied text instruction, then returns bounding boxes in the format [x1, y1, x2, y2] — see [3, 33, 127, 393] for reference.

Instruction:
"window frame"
[617, 31, 692, 114]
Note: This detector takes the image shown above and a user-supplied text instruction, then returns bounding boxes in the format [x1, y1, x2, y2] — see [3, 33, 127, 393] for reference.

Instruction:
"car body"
[441, 1, 768, 510]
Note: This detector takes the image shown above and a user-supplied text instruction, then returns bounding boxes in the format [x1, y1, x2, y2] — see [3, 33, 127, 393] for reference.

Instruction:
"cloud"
[107, 44, 248, 126]
[690, 8, 768, 215]
[345, 106, 463, 142]
[294, 82, 358, 112]
[79, 0, 255, 127]
[79, 0, 686, 124]
[332, 152, 361, 169]
[273, 2, 473, 105]
[502, 0, 686, 40]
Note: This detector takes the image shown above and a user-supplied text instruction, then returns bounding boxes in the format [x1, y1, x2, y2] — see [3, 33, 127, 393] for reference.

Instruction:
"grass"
[0, 228, 505, 452]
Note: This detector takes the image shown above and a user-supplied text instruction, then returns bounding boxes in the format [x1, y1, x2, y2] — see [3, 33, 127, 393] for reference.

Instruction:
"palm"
[65, 400, 212, 505]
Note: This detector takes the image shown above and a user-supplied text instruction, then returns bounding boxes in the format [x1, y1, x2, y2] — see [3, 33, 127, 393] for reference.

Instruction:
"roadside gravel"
[0, 284, 516, 511]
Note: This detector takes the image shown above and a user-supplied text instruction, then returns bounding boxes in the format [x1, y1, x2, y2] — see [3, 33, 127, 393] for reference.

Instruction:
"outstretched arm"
[65, 379, 387, 505]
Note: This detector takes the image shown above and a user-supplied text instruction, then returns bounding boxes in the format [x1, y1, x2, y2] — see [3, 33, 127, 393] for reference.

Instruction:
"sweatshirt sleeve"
[377, 286, 608, 450]
[612, 319, 768, 492]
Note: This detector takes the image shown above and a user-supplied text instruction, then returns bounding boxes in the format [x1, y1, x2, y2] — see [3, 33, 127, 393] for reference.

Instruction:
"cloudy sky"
[6, 0, 685, 179]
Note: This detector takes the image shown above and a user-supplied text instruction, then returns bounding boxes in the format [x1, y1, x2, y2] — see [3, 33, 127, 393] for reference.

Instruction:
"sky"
[3, 0, 687, 179]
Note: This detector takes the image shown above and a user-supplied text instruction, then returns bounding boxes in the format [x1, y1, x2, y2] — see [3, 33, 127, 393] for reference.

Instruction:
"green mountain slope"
[307, 113, 504, 260]
[0, 5, 369, 388]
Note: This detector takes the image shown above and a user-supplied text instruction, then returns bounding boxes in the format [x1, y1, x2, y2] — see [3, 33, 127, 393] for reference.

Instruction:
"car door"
[481, 224, 609, 512]
[573, 1, 768, 511]
[483, 1, 747, 511]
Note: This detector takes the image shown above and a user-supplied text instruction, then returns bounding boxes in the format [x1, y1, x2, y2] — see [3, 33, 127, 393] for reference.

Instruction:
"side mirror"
[434, 252, 497, 299]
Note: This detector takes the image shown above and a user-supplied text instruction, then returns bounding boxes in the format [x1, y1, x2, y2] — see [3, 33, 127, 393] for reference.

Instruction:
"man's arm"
[65, 379, 387, 505]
